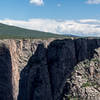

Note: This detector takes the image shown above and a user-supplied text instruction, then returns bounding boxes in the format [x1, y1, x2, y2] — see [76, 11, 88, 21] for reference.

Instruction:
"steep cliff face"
[0, 39, 54, 100]
[0, 38, 100, 100]
[0, 44, 13, 100]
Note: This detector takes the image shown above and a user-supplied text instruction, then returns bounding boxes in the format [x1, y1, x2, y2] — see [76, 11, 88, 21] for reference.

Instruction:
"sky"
[0, 0, 100, 36]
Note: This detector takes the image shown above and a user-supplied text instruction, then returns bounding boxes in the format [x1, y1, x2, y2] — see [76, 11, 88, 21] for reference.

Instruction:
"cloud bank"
[86, 0, 100, 4]
[0, 18, 100, 37]
[29, 0, 100, 6]
[30, 0, 44, 6]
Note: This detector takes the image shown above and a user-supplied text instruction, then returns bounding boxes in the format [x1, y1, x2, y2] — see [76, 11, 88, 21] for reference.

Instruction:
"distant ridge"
[0, 23, 65, 39]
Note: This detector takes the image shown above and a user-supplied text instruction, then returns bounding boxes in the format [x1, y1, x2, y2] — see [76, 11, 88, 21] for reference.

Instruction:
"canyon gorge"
[0, 38, 100, 100]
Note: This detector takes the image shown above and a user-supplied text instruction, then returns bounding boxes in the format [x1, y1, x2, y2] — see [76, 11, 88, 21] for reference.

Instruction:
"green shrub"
[82, 82, 92, 87]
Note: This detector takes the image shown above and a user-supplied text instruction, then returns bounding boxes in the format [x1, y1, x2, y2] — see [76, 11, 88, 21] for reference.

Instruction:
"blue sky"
[0, 0, 100, 20]
[0, 0, 100, 36]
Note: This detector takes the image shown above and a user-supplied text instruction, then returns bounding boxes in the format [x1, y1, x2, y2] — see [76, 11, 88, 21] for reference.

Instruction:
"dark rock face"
[18, 38, 100, 100]
[62, 39, 100, 100]
[18, 44, 53, 100]
[74, 39, 98, 62]
[0, 44, 13, 100]
[47, 39, 77, 100]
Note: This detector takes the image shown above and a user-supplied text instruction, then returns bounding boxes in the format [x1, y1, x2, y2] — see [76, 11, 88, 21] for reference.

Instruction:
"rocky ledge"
[0, 38, 100, 100]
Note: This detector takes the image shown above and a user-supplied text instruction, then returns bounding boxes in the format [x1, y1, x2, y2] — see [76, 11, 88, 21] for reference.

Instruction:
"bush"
[82, 82, 92, 87]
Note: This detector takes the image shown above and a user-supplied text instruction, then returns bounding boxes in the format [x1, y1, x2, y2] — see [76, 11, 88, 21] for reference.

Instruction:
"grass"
[0, 23, 67, 39]
[81, 82, 92, 87]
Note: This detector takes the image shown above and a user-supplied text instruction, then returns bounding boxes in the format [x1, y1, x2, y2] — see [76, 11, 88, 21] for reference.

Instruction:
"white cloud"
[57, 3, 61, 7]
[0, 18, 100, 37]
[30, 0, 44, 6]
[86, 0, 100, 4]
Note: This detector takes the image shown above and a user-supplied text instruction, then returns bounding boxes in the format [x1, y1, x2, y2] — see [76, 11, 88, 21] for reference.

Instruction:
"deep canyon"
[0, 38, 100, 100]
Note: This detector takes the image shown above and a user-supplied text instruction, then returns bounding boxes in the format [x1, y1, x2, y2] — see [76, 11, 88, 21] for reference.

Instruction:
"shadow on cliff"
[18, 44, 53, 100]
[18, 38, 100, 100]
[0, 44, 13, 100]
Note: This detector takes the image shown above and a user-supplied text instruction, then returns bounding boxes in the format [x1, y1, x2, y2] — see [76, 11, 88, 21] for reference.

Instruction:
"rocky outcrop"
[0, 38, 100, 100]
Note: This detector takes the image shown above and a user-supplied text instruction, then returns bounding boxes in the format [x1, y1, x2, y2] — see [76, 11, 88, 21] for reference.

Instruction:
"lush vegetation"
[0, 23, 66, 39]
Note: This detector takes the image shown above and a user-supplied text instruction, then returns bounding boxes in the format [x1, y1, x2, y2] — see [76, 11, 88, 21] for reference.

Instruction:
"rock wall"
[0, 38, 100, 100]
[0, 44, 13, 100]
[0, 39, 54, 100]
